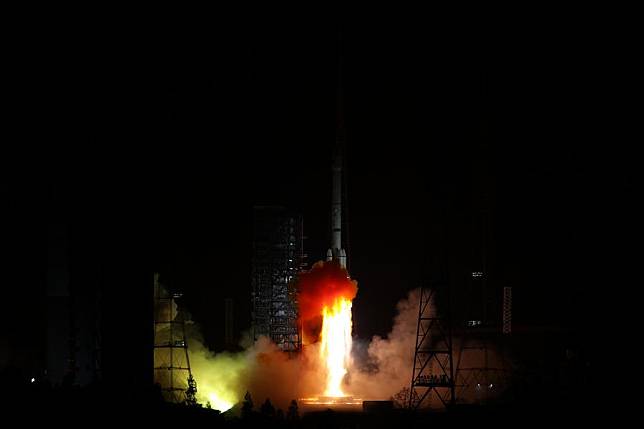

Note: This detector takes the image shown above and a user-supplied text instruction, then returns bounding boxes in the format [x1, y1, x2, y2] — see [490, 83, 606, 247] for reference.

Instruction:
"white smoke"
[346, 288, 511, 405]
[347, 288, 421, 400]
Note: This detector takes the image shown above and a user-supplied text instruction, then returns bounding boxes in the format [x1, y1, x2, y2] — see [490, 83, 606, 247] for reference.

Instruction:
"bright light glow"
[207, 393, 234, 413]
[319, 297, 353, 397]
[190, 349, 248, 412]
[30, 378, 35, 383]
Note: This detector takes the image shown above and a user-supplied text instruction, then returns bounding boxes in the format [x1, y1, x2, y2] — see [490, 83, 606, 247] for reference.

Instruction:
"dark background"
[1, 10, 633, 389]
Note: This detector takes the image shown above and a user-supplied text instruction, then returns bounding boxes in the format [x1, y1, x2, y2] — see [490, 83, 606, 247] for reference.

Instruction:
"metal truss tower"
[153, 273, 197, 404]
[409, 286, 456, 409]
[251, 207, 304, 353]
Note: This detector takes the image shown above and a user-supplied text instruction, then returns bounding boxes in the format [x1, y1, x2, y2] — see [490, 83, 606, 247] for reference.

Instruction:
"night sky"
[2, 11, 632, 372]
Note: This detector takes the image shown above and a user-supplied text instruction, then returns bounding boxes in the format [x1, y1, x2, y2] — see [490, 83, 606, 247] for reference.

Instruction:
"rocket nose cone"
[326, 249, 333, 258]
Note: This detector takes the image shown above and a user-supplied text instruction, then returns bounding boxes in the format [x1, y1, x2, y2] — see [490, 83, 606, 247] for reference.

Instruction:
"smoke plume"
[347, 288, 420, 400]
[181, 283, 421, 411]
[168, 273, 506, 412]
[185, 330, 326, 412]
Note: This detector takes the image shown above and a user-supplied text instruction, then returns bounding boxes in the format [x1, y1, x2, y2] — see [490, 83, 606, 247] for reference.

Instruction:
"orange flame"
[297, 261, 357, 398]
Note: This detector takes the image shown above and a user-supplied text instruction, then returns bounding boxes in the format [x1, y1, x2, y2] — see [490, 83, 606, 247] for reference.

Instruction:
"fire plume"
[297, 260, 357, 398]
[320, 298, 353, 396]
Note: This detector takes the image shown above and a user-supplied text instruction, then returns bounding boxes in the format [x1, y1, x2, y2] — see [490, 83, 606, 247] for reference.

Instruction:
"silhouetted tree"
[241, 391, 253, 419]
[287, 399, 299, 420]
[260, 398, 276, 417]
[185, 374, 197, 406]
[393, 387, 412, 408]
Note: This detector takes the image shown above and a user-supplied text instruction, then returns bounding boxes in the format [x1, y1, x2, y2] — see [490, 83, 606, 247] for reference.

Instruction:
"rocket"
[327, 34, 347, 269]
[326, 151, 347, 268]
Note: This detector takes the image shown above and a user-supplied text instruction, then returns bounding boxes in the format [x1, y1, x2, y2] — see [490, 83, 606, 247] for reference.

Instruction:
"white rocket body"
[327, 153, 347, 268]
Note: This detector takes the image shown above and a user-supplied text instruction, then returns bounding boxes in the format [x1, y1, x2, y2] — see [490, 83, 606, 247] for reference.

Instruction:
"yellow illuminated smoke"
[319, 298, 353, 397]
[188, 344, 247, 412]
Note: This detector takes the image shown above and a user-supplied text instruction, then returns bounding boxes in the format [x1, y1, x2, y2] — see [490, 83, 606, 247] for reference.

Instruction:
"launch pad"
[299, 396, 363, 412]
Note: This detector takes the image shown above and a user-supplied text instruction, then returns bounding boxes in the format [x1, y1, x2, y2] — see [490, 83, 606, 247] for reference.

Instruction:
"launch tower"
[251, 207, 304, 352]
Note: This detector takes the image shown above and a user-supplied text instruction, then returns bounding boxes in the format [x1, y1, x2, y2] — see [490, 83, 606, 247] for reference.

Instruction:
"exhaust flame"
[320, 298, 353, 397]
[297, 260, 358, 400]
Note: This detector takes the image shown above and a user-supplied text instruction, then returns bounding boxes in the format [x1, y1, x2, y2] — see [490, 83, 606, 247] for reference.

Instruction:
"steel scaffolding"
[153, 273, 196, 404]
[251, 207, 303, 353]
